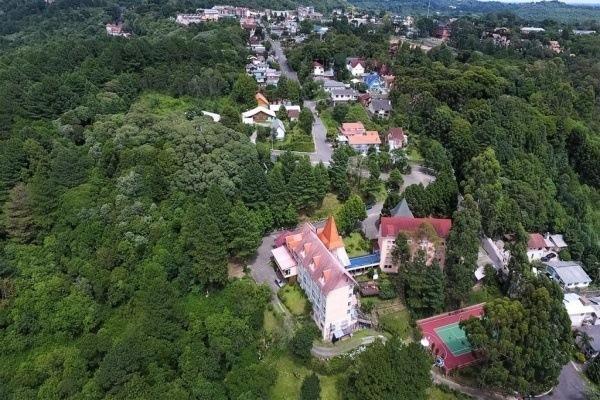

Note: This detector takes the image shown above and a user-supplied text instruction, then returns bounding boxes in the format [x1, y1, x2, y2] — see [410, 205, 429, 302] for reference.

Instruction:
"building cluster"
[105, 23, 131, 38]
[272, 202, 447, 341]
[241, 93, 300, 140]
[246, 56, 281, 87]
[175, 6, 252, 25]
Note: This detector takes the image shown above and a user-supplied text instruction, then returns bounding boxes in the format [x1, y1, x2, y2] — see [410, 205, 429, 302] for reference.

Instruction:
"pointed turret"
[318, 216, 345, 250]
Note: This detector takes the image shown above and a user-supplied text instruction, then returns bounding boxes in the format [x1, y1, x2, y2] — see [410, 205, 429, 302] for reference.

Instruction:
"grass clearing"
[343, 232, 371, 257]
[379, 309, 413, 339]
[310, 193, 342, 221]
[320, 109, 340, 141]
[427, 385, 474, 400]
[264, 309, 280, 334]
[132, 92, 197, 116]
[278, 284, 308, 316]
[313, 328, 385, 351]
[269, 355, 341, 400]
[273, 126, 315, 152]
[467, 285, 502, 306]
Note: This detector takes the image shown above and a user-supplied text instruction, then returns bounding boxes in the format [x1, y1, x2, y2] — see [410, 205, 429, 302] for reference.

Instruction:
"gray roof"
[271, 118, 285, 131]
[390, 198, 414, 218]
[330, 88, 358, 96]
[370, 99, 392, 112]
[322, 79, 346, 89]
[545, 261, 591, 285]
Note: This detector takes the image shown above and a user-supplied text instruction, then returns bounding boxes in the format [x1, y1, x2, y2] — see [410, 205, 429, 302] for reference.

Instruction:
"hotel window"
[347, 301, 351, 306]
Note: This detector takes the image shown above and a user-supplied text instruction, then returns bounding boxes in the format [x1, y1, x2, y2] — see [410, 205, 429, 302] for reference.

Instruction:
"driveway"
[541, 362, 587, 400]
[362, 201, 384, 240]
[248, 232, 279, 293]
[401, 163, 436, 189]
[271, 40, 298, 82]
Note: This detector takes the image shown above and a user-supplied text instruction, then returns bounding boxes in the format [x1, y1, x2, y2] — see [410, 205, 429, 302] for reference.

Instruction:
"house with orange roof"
[347, 131, 381, 154]
[271, 217, 357, 340]
[339, 122, 366, 137]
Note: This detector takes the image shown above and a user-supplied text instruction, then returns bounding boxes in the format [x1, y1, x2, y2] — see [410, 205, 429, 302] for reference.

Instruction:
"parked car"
[541, 253, 557, 262]
[274, 278, 285, 288]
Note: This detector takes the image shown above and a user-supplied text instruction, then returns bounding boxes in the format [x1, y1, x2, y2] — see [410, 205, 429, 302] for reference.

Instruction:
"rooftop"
[348, 131, 381, 145]
[380, 216, 452, 239]
[545, 261, 592, 285]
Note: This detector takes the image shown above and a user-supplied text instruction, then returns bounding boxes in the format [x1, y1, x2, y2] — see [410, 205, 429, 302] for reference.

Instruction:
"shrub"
[290, 323, 319, 361]
[360, 298, 376, 313]
[587, 355, 600, 383]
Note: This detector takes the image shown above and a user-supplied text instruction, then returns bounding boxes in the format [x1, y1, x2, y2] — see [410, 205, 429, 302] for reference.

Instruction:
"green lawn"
[467, 285, 502, 306]
[132, 92, 197, 116]
[278, 284, 308, 316]
[320, 109, 340, 141]
[313, 328, 385, 351]
[343, 232, 371, 257]
[264, 309, 280, 334]
[379, 309, 413, 339]
[269, 355, 341, 400]
[273, 126, 315, 152]
[310, 193, 342, 221]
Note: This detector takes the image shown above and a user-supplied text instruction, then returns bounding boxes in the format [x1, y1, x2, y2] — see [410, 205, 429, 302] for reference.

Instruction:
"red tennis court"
[416, 303, 485, 374]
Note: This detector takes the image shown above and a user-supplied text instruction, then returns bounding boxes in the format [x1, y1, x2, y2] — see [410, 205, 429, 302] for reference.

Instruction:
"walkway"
[432, 371, 518, 400]
[312, 331, 388, 359]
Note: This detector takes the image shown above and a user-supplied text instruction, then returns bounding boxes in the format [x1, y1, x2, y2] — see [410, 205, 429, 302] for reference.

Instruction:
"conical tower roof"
[318, 216, 345, 250]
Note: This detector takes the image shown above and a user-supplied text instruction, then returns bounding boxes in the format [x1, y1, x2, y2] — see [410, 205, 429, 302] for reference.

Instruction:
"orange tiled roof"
[255, 92, 269, 106]
[348, 131, 381, 145]
[317, 216, 344, 250]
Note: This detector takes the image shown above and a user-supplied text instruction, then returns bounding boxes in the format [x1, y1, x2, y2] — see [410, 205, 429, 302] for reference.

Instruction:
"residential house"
[363, 73, 386, 93]
[313, 62, 325, 76]
[527, 233, 550, 261]
[563, 293, 597, 327]
[268, 103, 301, 121]
[271, 217, 357, 340]
[549, 40, 561, 53]
[320, 79, 346, 92]
[106, 23, 131, 37]
[387, 127, 407, 150]
[545, 260, 592, 290]
[378, 216, 452, 273]
[545, 233, 568, 253]
[347, 131, 381, 155]
[346, 57, 366, 77]
[201, 111, 221, 122]
[521, 27, 545, 34]
[241, 106, 276, 124]
[434, 25, 451, 40]
[250, 44, 266, 54]
[271, 118, 286, 140]
[573, 30, 596, 35]
[255, 92, 270, 107]
[240, 17, 257, 30]
[576, 325, 600, 358]
[329, 88, 358, 103]
[368, 98, 392, 119]
[339, 122, 366, 137]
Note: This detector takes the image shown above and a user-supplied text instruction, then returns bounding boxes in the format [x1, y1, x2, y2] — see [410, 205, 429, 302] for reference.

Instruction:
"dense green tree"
[300, 373, 321, 400]
[228, 201, 262, 260]
[299, 108, 314, 135]
[336, 194, 367, 235]
[231, 73, 259, 108]
[445, 194, 482, 307]
[463, 277, 572, 395]
[239, 161, 269, 209]
[289, 157, 320, 212]
[3, 183, 36, 243]
[345, 339, 431, 400]
[290, 324, 319, 361]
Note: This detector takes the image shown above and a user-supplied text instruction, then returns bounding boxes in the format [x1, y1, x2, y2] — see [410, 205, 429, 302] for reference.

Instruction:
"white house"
[346, 58, 366, 77]
[271, 118, 286, 140]
[329, 88, 358, 103]
[387, 128, 407, 150]
[271, 217, 357, 340]
[313, 62, 325, 76]
[241, 106, 276, 124]
[545, 261, 592, 290]
[563, 293, 597, 327]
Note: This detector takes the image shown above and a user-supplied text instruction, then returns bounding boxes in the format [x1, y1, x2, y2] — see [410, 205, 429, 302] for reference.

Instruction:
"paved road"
[541, 362, 587, 400]
[271, 40, 298, 82]
[312, 334, 387, 359]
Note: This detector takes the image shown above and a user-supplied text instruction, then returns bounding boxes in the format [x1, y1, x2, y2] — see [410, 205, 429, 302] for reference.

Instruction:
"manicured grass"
[379, 309, 413, 339]
[343, 232, 371, 257]
[269, 355, 341, 400]
[310, 193, 342, 221]
[278, 284, 308, 316]
[273, 126, 315, 152]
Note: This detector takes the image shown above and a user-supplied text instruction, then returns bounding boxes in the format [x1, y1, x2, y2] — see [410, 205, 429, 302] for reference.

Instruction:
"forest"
[0, 0, 599, 399]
